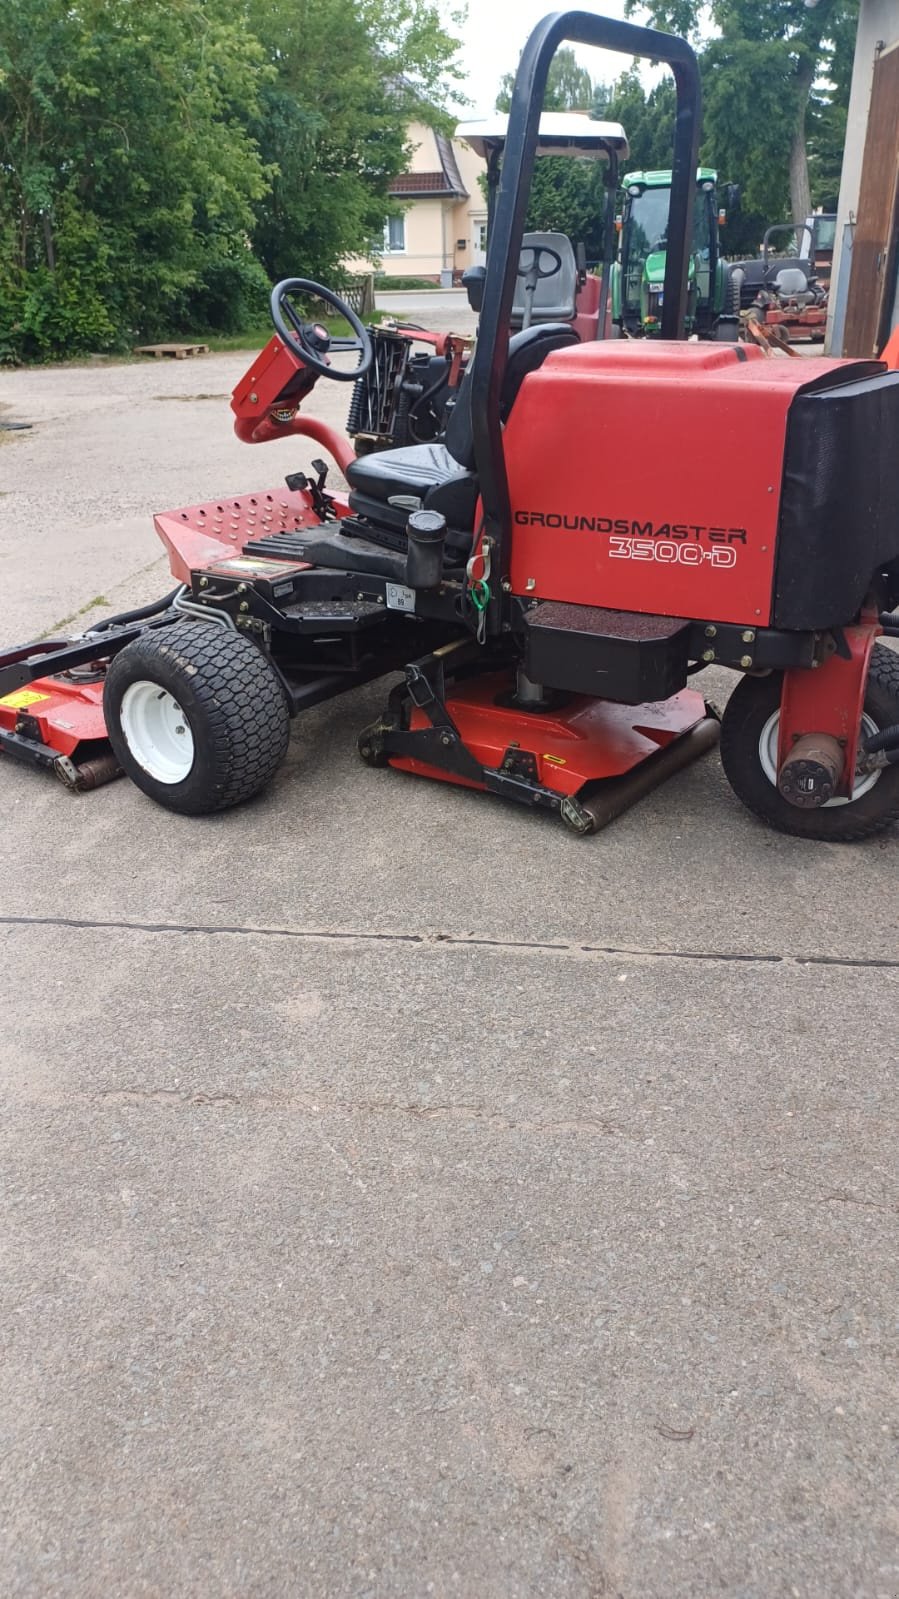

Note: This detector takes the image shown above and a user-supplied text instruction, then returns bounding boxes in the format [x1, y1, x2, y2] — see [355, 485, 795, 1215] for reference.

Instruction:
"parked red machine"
[3, 11, 899, 843]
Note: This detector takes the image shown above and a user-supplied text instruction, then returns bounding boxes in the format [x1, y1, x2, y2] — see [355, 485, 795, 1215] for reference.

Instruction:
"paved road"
[376, 288, 477, 335]
[0, 353, 896, 1598]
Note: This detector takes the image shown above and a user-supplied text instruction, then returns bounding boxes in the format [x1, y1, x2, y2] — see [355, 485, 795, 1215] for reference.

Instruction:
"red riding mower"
[730, 222, 831, 350]
[3, 10, 899, 842]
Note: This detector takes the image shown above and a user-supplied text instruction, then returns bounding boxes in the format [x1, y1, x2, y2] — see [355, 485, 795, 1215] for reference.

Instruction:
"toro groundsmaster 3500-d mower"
[3, 9, 899, 842]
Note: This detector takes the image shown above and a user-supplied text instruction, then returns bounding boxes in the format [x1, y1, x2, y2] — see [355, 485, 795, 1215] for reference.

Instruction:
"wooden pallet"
[133, 342, 210, 360]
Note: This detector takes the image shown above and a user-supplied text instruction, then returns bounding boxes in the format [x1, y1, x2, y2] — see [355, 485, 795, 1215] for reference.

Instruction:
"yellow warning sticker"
[0, 689, 50, 709]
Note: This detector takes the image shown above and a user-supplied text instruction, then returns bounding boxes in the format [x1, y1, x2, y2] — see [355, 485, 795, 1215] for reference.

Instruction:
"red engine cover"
[504, 341, 853, 627]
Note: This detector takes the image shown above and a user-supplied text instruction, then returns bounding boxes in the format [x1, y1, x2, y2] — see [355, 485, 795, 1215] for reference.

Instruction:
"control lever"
[285, 457, 337, 521]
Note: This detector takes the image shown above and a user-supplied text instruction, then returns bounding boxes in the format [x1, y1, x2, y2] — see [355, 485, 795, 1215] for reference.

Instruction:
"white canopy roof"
[456, 112, 629, 162]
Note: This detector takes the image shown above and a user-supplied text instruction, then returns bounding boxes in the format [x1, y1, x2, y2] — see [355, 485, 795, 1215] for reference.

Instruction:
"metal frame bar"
[0, 615, 176, 700]
[469, 10, 701, 621]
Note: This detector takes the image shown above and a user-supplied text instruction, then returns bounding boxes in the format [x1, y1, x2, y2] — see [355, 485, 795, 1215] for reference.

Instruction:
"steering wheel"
[517, 245, 563, 283]
[270, 278, 373, 382]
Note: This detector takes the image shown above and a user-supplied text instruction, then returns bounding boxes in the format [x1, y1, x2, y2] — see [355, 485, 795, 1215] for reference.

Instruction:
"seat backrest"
[511, 232, 578, 328]
[444, 323, 579, 470]
[774, 266, 809, 297]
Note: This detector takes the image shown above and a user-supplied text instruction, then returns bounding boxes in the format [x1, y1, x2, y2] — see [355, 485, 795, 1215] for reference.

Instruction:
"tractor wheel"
[103, 620, 290, 815]
[719, 646, 899, 841]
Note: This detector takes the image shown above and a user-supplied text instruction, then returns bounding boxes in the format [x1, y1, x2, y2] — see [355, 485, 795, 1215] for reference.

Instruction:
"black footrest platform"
[245, 526, 408, 582]
[524, 602, 690, 704]
[279, 598, 386, 633]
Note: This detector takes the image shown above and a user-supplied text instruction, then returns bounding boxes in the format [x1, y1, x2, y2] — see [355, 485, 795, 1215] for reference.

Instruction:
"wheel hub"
[119, 680, 195, 784]
[758, 709, 881, 808]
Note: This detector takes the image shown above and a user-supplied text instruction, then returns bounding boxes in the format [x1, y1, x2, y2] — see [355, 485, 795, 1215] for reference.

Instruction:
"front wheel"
[104, 621, 290, 814]
[719, 645, 899, 841]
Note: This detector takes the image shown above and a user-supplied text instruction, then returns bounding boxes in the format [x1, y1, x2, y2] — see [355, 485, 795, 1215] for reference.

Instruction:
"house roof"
[388, 129, 469, 200]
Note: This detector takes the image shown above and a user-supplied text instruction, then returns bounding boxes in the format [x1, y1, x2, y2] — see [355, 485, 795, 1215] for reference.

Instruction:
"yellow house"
[348, 122, 488, 284]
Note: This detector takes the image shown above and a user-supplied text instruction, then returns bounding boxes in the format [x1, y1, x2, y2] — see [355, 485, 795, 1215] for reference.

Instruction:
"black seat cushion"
[346, 441, 463, 504]
[345, 442, 479, 545]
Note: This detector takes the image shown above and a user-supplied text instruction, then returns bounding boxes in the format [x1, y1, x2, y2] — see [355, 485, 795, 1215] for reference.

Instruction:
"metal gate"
[843, 40, 899, 358]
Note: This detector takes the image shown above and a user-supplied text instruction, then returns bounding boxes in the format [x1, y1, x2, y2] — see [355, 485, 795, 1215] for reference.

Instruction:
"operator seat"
[770, 265, 812, 300]
[510, 232, 578, 328]
[344, 322, 579, 548]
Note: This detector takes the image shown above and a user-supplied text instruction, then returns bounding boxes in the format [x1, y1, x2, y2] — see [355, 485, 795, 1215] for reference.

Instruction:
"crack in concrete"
[88, 1086, 622, 1135]
[0, 911, 895, 972]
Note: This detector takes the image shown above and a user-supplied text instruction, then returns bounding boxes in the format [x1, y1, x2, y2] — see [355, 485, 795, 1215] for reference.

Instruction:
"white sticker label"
[385, 582, 416, 612]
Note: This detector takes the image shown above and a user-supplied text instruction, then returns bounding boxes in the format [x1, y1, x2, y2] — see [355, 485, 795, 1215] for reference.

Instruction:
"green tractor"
[611, 167, 735, 339]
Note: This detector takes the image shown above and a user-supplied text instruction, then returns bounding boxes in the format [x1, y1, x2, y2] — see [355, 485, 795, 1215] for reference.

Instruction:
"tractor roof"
[456, 112, 629, 162]
[624, 167, 717, 188]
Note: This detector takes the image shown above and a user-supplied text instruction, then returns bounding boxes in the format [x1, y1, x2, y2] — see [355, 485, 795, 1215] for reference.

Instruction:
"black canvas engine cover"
[774, 365, 899, 630]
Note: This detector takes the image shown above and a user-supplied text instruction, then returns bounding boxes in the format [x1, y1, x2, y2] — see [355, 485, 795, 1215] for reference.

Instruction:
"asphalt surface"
[0, 348, 896, 1599]
[376, 287, 472, 320]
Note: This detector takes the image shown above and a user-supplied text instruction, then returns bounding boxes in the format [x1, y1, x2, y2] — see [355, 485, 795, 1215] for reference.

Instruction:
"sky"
[449, 0, 656, 119]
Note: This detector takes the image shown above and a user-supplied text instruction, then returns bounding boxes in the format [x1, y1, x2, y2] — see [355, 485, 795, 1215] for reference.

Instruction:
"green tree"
[496, 46, 595, 113]
[596, 72, 678, 171]
[628, 0, 859, 224]
[0, 0, 270, 358]
[0, 0, 464, 360]
[248, 0, 465, 286]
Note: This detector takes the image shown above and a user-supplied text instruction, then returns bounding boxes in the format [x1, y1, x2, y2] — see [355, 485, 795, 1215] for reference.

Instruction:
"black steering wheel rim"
[270, 277, 374, 381]
[517, 245, 563, 282]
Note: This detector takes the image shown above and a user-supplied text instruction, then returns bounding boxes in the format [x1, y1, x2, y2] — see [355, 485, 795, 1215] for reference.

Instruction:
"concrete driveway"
[375, 288, 474, 332]
[0, 351, 896, 1599]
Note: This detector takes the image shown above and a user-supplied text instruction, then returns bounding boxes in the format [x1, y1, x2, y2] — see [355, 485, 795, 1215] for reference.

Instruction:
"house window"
[383, 215, 406, 253]
[475, 221, 488, 253]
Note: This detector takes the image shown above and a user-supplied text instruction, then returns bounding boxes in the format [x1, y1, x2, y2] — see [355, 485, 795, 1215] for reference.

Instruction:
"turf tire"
[104, 620, 290, 815]
[719, 645, 899, 841]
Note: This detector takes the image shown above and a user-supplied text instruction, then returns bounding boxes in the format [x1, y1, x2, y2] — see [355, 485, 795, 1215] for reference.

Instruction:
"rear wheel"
[104, 621, 290, 814]
[719, 646, 899, 840]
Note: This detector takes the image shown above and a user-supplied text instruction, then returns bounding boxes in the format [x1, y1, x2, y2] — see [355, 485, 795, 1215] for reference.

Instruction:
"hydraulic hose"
[863, 721, 899, 755]
[408, 368, 455, 442]
[87, 588, 181, 634]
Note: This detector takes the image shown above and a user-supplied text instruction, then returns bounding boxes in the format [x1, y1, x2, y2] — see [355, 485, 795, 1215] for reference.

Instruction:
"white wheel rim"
[119, 680, 195, 784]
[758, 709, 881, 807]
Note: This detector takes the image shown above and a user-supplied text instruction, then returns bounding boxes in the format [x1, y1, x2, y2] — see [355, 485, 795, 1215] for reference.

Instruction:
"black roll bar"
[469, 10, 702, 620]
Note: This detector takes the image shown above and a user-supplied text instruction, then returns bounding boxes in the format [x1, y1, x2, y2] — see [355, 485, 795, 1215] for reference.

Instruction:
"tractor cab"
[613, 167, 730, 337]
[456, 111, 628, 341]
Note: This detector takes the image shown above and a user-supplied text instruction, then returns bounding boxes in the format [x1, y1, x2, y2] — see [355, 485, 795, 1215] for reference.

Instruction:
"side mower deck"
[0, 475, 721, 830]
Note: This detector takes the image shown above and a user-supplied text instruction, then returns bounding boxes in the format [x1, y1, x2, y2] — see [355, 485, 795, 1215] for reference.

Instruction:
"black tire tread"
[104, 621, 289, 814]
[720, 645, 899, 841]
